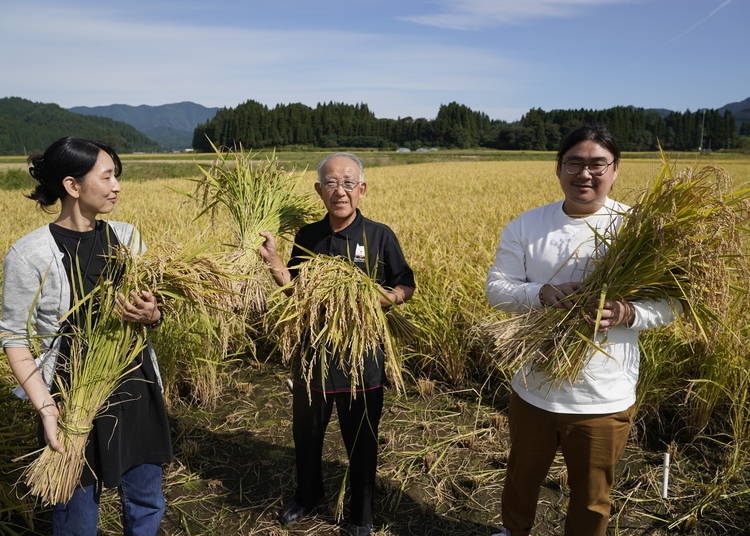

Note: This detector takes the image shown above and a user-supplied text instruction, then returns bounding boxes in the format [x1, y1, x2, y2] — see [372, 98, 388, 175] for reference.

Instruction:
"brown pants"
[502, 392, 634, 536]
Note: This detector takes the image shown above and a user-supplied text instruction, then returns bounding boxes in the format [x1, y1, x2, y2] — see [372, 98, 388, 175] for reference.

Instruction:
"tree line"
[193, 100, 738, 152]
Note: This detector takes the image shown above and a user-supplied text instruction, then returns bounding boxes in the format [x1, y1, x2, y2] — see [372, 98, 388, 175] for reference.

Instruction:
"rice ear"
[267, 254, 412, 400]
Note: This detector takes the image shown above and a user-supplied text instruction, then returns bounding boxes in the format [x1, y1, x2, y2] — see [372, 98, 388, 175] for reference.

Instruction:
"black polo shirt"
[288, 209, 415, 393]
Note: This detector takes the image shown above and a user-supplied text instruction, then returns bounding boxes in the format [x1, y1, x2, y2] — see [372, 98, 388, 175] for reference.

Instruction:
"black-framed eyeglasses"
[320, 177, 362, 191]
[561, 160, 616, 177]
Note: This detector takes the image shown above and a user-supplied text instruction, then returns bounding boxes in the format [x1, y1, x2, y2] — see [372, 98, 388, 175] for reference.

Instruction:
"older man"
[260, 153, 415, 536]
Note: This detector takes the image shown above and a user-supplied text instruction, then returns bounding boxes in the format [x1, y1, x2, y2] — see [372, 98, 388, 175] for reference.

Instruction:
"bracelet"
[146, 315, 163, 329]
[39, 401, 57, 416]
[625, 301, 636, 327]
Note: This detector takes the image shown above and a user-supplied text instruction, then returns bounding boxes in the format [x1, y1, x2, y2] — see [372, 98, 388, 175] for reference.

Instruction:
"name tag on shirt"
[354, 244, 366, 263]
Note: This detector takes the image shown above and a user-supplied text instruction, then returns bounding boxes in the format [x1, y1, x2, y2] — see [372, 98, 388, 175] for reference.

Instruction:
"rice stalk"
[21, 276, 147, 505]
[20, 243, 238, 504]
[192, 141, 321, 315]
[122, 241, 238, 315]
[267, 254, 411, 399]
[122, 241, 244, 407]
[479, 158, 750, 384]
[401, 273, 489, 386]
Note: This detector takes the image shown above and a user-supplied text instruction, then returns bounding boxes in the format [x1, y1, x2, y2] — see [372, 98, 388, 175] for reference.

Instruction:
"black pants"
[292, 382, 384, 526]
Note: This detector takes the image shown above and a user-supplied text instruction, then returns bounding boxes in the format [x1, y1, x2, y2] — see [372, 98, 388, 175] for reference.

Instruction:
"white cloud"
[0, 6, 526, 119]
[400, 0, 634, 30]
[669, 0, 733, 42]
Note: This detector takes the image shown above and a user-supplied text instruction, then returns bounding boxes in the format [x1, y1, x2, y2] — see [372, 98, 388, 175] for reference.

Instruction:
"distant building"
[396, 147, 411, 152]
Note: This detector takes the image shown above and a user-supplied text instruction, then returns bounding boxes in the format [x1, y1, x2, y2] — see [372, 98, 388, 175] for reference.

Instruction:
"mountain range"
[69, 102, 220, 149]
[719, 97, 750, 124]
[0, 97, 160, 156]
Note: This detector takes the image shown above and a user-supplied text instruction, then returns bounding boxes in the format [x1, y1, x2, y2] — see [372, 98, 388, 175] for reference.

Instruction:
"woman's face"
[556, 140, 618, 216]
[74, 150, 121, 216]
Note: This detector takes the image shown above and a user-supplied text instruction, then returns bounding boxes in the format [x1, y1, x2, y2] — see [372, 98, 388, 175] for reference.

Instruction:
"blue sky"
[1, 0, 746, 121]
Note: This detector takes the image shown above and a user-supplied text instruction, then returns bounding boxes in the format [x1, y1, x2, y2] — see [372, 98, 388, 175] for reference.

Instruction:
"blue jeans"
[53, 463, 165, 536]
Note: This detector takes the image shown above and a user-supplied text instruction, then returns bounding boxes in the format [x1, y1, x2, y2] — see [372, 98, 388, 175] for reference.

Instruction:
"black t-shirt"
[48, 221, 172, 489]
[287, 210, 415, 393]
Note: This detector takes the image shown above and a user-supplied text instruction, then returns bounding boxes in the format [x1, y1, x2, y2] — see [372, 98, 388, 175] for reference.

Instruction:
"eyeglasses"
[320, 177, 362, 191]
[561, 160, 616, 177]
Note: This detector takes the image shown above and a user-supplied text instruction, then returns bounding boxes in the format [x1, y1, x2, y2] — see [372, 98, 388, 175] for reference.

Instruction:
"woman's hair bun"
[28, 155, 46, 182]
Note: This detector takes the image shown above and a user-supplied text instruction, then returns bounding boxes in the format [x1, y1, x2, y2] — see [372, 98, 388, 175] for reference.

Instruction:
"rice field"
[1, 154, 749, 535]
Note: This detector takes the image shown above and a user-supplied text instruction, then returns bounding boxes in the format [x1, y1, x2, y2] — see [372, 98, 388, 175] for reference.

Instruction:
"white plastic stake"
[661, 452, 670, 499]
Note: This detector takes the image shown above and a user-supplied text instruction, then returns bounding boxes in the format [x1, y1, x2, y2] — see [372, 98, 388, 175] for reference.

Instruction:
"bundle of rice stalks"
[21, 277, 147, 505]
[267, 254, 412, 398]
[122, 241, 237, 316]
[20, 244, 238, 504]
[480, 159, 750, 384]
[121, 241, 244, 407]
[193, 142, 321, 314]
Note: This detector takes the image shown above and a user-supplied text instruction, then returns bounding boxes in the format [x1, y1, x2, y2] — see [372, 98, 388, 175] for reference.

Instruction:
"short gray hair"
[316, 152, 365, 183]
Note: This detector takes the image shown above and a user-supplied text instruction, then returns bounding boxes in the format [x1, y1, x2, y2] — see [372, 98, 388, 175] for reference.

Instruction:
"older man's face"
[315, 156, 366, 224]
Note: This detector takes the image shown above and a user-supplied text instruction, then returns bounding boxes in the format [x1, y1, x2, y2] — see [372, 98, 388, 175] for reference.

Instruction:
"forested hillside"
[194, 100, 737, 152]
[0, 97, 160, 155]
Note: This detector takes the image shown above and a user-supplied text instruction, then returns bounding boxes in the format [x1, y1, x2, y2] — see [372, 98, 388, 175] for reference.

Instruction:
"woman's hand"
[39, 402, 64, 453]
[539, 282, 582, 309]
[116, 290, 161, 324]
[6, 347, 64, 452]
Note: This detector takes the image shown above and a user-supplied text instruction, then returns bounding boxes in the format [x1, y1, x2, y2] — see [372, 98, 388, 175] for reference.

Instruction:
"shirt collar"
[325, 209, 364, 239]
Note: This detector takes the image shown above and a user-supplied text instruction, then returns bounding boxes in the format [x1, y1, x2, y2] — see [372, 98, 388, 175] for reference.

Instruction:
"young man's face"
[315, 156, 366, 224]
[556, 140, 618, 215]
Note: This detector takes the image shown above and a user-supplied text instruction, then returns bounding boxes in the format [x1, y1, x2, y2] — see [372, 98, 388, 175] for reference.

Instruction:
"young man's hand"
[539, 282, 582, 309]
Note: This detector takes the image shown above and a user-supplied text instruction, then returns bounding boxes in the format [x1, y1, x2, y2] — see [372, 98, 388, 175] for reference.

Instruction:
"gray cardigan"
[0, 221, 162, 398]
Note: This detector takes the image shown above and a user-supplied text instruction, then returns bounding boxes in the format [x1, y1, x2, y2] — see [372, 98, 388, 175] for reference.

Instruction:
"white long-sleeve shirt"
[486, 198, 680, 414]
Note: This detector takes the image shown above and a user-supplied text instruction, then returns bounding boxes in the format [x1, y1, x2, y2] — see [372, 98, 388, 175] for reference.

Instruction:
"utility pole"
[698, 108, 706, 151]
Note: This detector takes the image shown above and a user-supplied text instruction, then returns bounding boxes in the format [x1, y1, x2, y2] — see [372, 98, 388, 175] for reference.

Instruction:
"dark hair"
[556, 125, 621, 168]
[27, 136, 122, 208]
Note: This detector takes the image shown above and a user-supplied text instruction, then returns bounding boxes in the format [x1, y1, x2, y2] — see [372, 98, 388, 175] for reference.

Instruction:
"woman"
[485, 126, 679, 536]
[0, 137, 172, 535]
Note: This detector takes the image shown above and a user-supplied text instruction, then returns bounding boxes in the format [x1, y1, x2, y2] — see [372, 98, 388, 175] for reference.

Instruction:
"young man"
[485, 126, 680, 536]
[260, 153, 415, 536]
